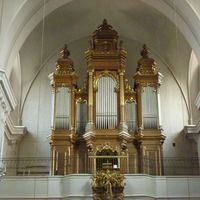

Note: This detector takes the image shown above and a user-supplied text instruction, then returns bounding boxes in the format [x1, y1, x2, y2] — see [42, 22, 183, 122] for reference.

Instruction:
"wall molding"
[4, 116, 26, 143]
[0, 175, 200, 199]
[184, 119, 200, 141]
[0, 69, 26, 143]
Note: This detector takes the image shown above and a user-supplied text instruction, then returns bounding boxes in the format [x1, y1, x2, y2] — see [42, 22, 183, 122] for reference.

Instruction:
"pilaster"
[0, 70, 26, 175]
[0, 70, 17, 160]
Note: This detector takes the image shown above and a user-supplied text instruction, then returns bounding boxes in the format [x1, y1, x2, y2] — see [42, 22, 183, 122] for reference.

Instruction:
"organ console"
[48, 19, 165, 176]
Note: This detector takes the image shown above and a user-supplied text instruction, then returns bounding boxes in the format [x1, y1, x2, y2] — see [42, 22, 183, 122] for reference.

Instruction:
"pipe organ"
[48, 20, 165, 176]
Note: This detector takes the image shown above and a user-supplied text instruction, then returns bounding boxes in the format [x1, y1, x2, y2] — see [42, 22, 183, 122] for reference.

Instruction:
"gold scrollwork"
[125, 97, 135, 104]
[93, 143, 120, 155]
[94, 71, 119, 91]
[92, 169, 125, 199]
[76, 98, 87, 104]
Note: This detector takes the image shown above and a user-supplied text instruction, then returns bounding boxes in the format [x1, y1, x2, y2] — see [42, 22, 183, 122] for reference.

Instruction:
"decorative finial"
[103, 19, 108, 25]
[140, 44, 149, 58]
[62, 44, 70, 58]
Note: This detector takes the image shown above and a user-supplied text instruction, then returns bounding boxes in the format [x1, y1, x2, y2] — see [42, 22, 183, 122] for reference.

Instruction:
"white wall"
[159, 58, 191, 158]
[0, 175, 200, 199]
[20, 59, 52, 158]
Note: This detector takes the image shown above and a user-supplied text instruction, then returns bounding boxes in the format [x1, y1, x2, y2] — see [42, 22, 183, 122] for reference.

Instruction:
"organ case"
[48, 20, 165, 175]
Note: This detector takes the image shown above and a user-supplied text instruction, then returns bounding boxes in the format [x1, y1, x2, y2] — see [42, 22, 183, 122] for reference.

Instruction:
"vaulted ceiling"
[18, 0, 192, 101]
[0, 0, 200, 123]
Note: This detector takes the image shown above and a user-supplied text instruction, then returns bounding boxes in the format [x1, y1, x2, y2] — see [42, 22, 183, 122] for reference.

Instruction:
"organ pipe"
[125, 102, 137, 131]
[96, 76, 117, 129]
[142, 86, 158, 129]
[55, 87, 70, 129]
[157, 88, 162, 128]
[76, 102, 87, 133]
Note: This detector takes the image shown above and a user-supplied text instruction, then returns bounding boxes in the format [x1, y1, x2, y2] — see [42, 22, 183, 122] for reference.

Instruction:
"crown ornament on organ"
[61, 44, 70, 58]
[90, 19, 119, 51]
[137, 44, 157, 75]
[140, 44, 149, 58]
[93, 19, 118, 40]
[55, 44, 74, 75]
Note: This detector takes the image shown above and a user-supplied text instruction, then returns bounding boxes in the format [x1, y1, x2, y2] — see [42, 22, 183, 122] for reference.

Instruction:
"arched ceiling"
[12, 0, 194, 114]
[1, 0, 200, 75]
[18, 0, 191, 86]
[1, 0, 200, 123]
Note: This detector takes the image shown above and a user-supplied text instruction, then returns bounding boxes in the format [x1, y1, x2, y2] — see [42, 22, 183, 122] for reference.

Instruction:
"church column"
[0, 70, 26, 175]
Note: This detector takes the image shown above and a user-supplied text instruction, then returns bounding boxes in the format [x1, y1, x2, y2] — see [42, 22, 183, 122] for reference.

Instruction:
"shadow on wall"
[163, 129, 199, 175]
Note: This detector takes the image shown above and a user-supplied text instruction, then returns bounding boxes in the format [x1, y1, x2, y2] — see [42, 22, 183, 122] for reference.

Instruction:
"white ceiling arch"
[141, 0, 200, 61]
[1, 0, 200, 77]
[0, 0, 73, 75]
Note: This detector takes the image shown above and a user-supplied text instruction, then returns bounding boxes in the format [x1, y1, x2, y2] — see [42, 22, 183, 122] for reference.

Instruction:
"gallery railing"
[88, 155, 128, 174]
[0, 156, 199, 176]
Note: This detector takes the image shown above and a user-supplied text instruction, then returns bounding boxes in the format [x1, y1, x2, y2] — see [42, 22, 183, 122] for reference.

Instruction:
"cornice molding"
[195, 91, 200, 110]
[0, 70, 17, 111]
[184, 119, 200, 142]
[5, 115, 27, 143]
